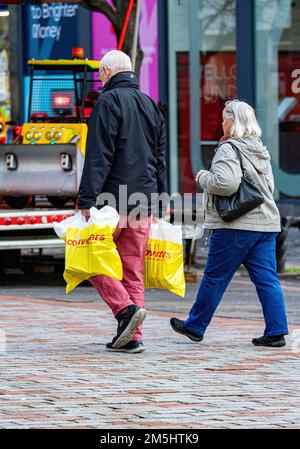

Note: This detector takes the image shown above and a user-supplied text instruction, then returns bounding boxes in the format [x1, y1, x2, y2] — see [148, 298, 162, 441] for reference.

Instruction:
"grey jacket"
[198, 137, 281, 232]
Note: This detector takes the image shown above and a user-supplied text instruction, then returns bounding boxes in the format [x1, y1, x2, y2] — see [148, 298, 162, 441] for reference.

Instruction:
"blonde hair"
[223, 99, 262, 139]
[99, 50, 132, 76]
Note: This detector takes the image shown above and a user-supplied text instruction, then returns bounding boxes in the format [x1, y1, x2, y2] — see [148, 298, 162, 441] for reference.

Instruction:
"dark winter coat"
[77, 71, 167, 215]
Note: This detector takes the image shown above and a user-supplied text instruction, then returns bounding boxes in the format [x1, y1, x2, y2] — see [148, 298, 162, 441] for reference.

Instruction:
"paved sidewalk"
[1, 276, 300, 323]
[0, 294, 299, 429]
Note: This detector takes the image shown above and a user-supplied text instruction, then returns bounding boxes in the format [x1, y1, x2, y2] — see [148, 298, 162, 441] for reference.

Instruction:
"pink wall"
[92, 0, 159, 102]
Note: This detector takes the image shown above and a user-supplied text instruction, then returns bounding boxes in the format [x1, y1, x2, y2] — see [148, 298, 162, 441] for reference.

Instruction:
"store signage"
[23, 2, 81, 66]
[292, 69, 300, 94]
[30, 3, 78, 42]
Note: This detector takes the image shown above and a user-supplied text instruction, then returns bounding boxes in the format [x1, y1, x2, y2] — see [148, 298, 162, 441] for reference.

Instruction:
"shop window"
[0, 8, 11, 122]
[256, 0, 300, 198]
[168, 0, 236, 194]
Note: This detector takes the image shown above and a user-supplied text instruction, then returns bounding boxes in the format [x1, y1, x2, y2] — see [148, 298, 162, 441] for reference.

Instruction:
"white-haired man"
[78, 50, 167, 353]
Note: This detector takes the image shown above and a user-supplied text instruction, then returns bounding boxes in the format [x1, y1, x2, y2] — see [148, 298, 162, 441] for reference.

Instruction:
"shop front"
[165, 0, 300, 207]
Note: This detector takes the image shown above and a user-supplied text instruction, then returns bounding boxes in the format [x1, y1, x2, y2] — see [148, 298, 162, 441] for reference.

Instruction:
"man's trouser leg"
[89, 216, 152, 341]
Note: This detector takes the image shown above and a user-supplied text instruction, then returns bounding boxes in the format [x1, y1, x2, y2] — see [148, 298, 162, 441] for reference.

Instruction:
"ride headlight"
[53, 131, 62, 141]
[46, 131, 54, 140]
[25, 131, 33, 140]
[33, 131, 42, 140]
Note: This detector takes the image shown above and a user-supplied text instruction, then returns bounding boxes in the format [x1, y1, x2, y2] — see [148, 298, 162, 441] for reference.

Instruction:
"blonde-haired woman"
[171, 100, 288, 347]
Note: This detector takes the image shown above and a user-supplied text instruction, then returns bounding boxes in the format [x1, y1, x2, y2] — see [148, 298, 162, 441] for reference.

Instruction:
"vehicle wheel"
[47, 196, 70, 208]
[4, 196, 30, 209]
[0, 249, 21, 269]
[276, 218, 289, 273]
[184, 238, 197, 266]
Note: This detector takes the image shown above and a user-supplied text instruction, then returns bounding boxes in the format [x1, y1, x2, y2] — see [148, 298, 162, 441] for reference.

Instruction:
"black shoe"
[170, 317, 203, 342]
[112, 305, 146, 349]
[106, 340, 145, 353]
[252, 335, 286, 347]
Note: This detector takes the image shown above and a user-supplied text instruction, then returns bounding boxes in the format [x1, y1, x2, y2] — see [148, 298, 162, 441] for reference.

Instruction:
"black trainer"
[106, 340, 145, 353]
[252, 335, 286, 347]
[112, 305, 146, 349]
[170, 317, 203, 342]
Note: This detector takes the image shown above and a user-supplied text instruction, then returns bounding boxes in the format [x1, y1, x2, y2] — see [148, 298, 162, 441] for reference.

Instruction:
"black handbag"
[214, 142, 265, 222]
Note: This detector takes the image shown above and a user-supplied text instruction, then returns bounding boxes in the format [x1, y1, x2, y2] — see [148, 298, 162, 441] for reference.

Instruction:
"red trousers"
[89, 215, 152, 341]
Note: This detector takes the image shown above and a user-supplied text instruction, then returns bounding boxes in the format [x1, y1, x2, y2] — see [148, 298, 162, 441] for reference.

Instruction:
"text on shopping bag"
[144, 220, 185, 297]
[53, 207, 123, 294]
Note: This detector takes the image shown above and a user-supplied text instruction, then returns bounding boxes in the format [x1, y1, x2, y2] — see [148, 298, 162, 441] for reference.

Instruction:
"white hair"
[223, 99, 262, 139]
[99, 50, 132, 76]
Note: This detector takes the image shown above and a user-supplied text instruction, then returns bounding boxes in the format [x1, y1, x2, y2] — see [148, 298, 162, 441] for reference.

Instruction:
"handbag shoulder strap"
[211, 142, 243, 207]
[220, 141, 245, 177]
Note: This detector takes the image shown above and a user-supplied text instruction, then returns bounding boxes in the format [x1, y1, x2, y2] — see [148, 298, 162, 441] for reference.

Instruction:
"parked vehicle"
[0, 56, 100, 257]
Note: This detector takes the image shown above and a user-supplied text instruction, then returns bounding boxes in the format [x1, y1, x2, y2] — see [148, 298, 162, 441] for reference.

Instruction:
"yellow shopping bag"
[144, 220, 186, 297]
[53, 206, 123, 294]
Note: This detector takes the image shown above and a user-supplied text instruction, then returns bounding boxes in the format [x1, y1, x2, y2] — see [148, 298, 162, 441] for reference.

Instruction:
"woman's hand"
[195, 170, 207, 184]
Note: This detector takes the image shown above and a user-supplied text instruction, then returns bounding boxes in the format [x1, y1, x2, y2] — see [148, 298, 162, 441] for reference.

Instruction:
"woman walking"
[171, 100, 288, 347]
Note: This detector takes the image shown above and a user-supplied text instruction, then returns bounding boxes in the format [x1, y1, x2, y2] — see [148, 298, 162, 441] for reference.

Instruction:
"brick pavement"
[0, 294, 300, 429]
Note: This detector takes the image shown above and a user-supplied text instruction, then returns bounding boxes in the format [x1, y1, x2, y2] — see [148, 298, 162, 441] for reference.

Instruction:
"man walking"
[78, 50, 167, 354]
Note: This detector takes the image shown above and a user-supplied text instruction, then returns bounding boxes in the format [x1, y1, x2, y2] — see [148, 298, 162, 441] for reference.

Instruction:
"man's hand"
[80, 209, 91, 222]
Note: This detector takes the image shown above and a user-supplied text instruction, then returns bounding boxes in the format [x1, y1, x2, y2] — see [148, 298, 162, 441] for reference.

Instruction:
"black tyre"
[4, 196, 30, 209]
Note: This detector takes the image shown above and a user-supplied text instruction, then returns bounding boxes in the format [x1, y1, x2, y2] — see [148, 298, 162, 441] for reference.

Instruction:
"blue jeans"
[185, 229, 288, 337]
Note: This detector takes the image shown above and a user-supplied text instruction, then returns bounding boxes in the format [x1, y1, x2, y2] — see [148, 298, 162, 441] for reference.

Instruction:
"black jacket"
[77, 71, 167, 215]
